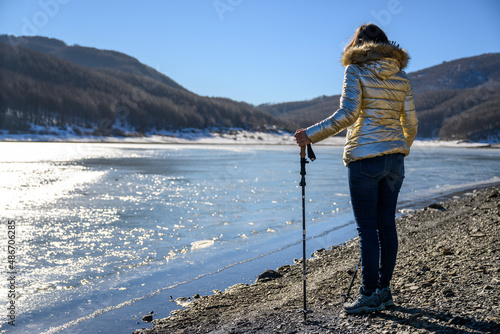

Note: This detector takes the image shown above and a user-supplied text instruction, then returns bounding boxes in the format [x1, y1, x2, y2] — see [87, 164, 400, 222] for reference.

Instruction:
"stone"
[442, 248, 454, 255]
[427, 203, 446, 211]
[421, 280, 435, 288]
[443, 289, 455, 298]
[255, 269, 282, 283]
[172, 297, 192, 307]
[487, 190, 499, 198]
[142, 315, 153, 322]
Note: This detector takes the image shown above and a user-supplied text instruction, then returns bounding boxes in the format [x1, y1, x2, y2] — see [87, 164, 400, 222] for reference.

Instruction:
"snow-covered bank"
[0, 128, 296, 145]
[0, 127, 498, 147]
[412, 139, 499, 148]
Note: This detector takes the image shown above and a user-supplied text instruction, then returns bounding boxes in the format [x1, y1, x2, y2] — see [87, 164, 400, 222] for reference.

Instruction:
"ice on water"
[0, 142, 498, 334]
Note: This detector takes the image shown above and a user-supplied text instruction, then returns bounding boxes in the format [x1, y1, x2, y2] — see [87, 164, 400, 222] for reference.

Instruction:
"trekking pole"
[299, 144, 315, 323]
[343, 256, 361, 303]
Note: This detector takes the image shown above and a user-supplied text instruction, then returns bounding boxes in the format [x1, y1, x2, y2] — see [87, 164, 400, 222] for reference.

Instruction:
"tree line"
[259, 53, 500, 141]
[1, 38, 498, 141]
[0, 42, 281, 135]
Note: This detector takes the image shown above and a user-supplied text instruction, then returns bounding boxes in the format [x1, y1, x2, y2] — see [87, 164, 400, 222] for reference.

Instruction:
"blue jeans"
[347, 153, 405, 295]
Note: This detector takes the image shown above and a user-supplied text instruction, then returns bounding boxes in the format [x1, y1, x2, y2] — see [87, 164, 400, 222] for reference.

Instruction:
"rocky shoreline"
[134, 186, 500, 334]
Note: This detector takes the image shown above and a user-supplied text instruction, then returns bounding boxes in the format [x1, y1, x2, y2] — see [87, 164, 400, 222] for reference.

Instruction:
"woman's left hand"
[294, 129, 311, 147]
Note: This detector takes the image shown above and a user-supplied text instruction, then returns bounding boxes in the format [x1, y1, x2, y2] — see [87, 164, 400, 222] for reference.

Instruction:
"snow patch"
[0, 126, 498, 147]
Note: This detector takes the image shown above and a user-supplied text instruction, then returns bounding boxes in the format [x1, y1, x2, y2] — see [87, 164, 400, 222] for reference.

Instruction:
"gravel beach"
[134, 186, 500, 334]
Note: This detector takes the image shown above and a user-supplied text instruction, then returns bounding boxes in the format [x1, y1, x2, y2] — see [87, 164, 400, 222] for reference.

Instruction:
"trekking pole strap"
[307, 144, 316, 161]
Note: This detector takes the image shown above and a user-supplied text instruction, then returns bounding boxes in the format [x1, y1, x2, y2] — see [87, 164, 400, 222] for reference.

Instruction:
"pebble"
[141, 315, 153, 323]
[255, 269, 283, 283]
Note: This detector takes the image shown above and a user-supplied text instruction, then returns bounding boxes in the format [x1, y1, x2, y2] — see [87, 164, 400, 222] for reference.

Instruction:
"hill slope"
[0, 35, 185, 91]
[259, 53, 500, 141]
[1, 35, 498, 141]
[0, 35, 281, 135]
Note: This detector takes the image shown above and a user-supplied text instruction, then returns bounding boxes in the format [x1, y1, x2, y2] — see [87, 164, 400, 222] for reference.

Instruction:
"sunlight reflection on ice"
[190, 239, 215, 250]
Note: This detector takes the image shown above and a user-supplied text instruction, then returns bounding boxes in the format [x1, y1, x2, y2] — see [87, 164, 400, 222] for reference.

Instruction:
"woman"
[294, 23, 418, 314]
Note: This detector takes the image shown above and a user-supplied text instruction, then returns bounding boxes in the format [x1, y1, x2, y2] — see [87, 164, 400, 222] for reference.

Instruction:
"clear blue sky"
[1, 0, 499, 105]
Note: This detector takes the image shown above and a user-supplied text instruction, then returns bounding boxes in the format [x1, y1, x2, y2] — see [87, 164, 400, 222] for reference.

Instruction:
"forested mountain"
[0, 35, 185, 91]
[259, 53, 500, 141]
[0, 35, 281, 135]
[1, 34, 498, 141]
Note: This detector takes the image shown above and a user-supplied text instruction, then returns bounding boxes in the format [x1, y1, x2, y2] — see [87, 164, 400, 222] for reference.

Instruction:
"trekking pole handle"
[300, 145, 306, 158]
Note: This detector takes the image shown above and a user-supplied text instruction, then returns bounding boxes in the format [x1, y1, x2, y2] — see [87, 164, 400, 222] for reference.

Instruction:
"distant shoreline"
[0, 129, 498, 148]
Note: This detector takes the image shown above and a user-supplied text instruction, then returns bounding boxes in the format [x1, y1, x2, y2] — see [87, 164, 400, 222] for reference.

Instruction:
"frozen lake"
[0, 142, 499, 333]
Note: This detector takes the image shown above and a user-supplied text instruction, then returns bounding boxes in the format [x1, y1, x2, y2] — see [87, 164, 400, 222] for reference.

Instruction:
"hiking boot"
[378, 286, 395, 308]
[343, 289, 384, 314]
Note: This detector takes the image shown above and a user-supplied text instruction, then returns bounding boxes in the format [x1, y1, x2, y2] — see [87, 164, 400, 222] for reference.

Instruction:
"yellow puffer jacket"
[305, 42, 418, 165]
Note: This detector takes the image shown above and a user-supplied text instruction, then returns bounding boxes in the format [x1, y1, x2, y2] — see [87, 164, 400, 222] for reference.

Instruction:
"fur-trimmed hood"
[341, 42, 410, 71]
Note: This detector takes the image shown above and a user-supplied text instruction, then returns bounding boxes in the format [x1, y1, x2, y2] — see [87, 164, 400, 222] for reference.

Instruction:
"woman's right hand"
[294, 129, 311, 147]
